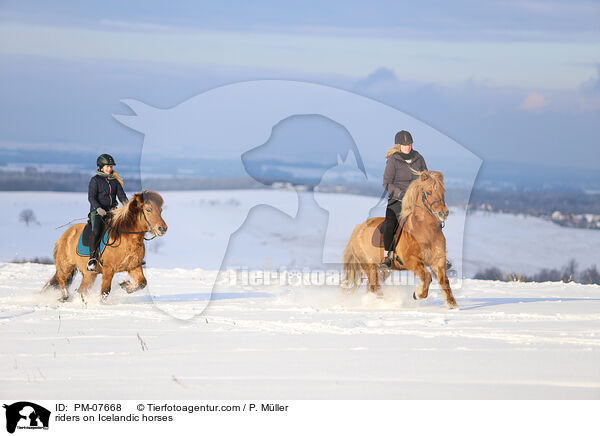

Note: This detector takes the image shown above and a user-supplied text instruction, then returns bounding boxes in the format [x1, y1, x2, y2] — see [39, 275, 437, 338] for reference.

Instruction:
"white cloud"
[1, 22, 599, 90]
[519, 92, 547, 111]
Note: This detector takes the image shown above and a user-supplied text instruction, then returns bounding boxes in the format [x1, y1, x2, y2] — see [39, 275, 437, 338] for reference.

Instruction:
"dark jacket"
[382, 150, 428, 201]
[88, 174, 128, 212]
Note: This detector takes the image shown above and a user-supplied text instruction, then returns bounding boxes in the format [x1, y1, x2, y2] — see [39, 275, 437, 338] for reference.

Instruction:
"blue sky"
[1, 0, 599, 171]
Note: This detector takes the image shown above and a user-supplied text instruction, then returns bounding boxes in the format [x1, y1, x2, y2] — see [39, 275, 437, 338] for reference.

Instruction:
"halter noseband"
[421, 190, 446, 228]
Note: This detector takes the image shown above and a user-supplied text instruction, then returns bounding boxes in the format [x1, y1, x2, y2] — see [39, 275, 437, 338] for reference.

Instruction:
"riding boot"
[87, 211, 104, 272]
[381, 199, 403, 268]
[87, 247, 99, 271]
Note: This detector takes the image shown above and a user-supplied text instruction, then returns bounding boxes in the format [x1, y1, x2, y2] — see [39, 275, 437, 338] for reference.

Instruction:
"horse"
[44, 190, 167, 302]
[342, 170, 458, 309]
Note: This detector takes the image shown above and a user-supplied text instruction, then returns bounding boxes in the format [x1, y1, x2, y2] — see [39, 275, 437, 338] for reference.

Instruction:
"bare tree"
[19, 209, 39, 226]
[562, 258, 578, 282]
[580, 265, 600, 285]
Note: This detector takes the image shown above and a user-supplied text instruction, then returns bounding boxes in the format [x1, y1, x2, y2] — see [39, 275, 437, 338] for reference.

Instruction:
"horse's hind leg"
[432, 261, 458, 309]
[364, 264, 383, 297]
[44, 265, 76, 302]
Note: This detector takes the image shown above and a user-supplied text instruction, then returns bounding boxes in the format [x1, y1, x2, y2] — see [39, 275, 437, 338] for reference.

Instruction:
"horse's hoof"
[58, 296, 69, 303]
[413, 292, 417, 300]
[120, 280, 141, 293]
[447, 302, 459, 310]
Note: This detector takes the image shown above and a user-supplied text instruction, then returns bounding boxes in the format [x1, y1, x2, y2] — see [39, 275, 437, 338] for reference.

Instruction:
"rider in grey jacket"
[381, 130, 428, 267]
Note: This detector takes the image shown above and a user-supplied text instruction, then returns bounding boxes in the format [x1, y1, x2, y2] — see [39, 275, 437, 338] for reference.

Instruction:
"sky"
[0, 0, 599, 173]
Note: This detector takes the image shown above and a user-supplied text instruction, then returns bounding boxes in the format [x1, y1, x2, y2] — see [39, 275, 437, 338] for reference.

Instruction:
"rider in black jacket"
[87, 154, 128, 271]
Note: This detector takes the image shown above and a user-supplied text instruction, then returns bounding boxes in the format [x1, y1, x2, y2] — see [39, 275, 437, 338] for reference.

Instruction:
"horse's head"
[132, 191, 168, 236]
[401, 170, 449, 224]
[419, 171, 449, 223]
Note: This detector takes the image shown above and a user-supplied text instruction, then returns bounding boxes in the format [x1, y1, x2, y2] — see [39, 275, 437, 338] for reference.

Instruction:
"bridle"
[105, 207, 158, 247]
[139, 207, 157, 239]
[421, 189, 446, 228]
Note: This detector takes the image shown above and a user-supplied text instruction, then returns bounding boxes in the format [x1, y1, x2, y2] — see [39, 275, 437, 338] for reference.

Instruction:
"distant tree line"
[2, 169, 599, 218]
[11, 257, 53, 265]
[0, 169, 270, 192]
[474, 259, 600, 285]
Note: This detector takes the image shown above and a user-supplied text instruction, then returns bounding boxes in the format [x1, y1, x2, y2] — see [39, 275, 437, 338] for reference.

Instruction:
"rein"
[420, 190, 446, 228]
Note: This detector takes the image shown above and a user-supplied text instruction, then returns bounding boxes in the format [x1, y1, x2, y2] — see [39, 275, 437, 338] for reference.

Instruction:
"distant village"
[550, 210, 600, 230]
[469, 203, 600, 230]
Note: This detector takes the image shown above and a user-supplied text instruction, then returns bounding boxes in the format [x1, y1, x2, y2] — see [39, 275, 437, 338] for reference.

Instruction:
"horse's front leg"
[100, 268, 115, 300]
[119, 266, 147, 294]
[406, 257, 432, 301]
[432, 261, 458, 309]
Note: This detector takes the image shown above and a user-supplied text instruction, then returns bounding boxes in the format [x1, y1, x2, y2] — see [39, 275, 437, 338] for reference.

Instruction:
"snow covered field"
[1, 262, 599, 399]
[1, 190, 600, 399]
[2, 190, 599, 275]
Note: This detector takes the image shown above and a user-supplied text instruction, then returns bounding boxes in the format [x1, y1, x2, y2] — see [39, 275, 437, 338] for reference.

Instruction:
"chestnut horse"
[44, 190, 167, 302]
[342, 171, 458, 309]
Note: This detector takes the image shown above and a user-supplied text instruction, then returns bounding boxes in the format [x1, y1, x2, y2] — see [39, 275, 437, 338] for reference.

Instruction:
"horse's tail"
[342, 236, 363, 291]
[42, 237, 75, 292]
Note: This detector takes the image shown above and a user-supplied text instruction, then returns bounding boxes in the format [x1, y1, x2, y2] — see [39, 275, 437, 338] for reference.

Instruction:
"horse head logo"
[114, 80, 481, 319]
[3, 402, 51, 434]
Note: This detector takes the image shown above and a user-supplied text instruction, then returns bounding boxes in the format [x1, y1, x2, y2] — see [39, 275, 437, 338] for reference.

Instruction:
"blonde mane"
[108, 190, 164, 232]
[400, 170, 445, 220]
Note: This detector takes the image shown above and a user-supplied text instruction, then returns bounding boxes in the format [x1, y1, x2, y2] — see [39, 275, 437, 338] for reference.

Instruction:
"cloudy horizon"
[1, 0, 599, 172]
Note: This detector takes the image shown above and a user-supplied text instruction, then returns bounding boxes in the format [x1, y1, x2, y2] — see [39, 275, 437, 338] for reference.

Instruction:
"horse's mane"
[108, 190, 163, 232]
[400, 170, 445, 220]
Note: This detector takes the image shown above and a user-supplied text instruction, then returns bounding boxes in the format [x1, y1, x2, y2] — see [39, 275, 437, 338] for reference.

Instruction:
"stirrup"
[86, 257, 102, 272]
[86, 258, 97, 271]
[380, 252, 393, 268]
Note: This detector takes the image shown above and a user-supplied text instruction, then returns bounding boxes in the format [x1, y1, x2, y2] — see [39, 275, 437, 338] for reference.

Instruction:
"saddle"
[371, 216, 408, 249]
[76, 223, 110, 258]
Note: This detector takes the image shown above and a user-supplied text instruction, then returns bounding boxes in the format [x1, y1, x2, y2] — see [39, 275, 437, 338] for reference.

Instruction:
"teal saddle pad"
[76, 223, 110, 257]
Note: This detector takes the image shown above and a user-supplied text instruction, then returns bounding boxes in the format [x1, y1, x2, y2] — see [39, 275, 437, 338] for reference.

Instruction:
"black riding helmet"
[97, 153, 116, 168]
[395, 130, 413, 145]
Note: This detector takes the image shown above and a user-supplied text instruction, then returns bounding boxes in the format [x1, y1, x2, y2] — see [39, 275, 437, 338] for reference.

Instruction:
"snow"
[1, 190, 600, 399]
[1, 262, 600, 399]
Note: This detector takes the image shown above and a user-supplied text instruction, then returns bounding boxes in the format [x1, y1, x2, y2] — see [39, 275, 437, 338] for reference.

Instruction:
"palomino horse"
[44, 190, 167, 301]
[342, 171, 458, 309]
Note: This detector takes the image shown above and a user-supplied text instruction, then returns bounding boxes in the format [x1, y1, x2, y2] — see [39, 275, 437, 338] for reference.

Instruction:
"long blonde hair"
[112, 170, 124, 188]
[385, 144, 403, 159]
